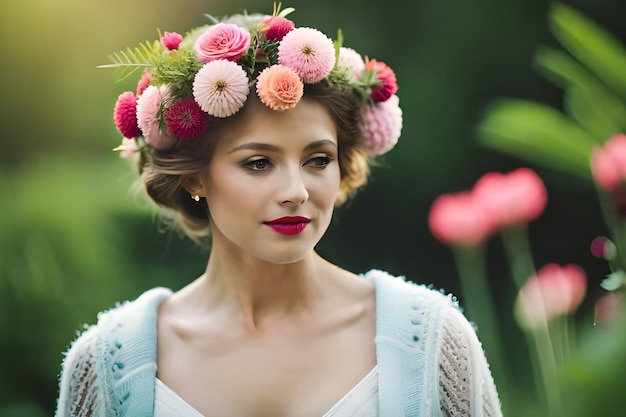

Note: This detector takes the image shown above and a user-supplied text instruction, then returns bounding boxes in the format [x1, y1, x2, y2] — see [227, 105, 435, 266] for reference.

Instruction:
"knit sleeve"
[438, 306, 503, 417]
[55, 326, 105, 417]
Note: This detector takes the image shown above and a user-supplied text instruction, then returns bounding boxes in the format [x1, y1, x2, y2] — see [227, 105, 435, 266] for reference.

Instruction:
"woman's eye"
[306, 156, 334, 168]
[244, 158, 272, 171]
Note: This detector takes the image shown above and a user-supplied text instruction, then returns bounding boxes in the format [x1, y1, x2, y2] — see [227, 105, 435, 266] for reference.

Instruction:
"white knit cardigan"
[55, 270, 502, 417]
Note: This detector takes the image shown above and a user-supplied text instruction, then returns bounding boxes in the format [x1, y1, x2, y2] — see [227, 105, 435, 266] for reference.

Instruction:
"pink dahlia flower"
[256, 65, 304, 111]
[162, 31, 183, 50]
[136, 71, 152, 96]
[428, 191, 495, 247]
[194, 23, 251, 63]
[278, 27, 335, 83]
[338, 47, 365, 82]
[515, 263, 587, 329]
[193, 60, 250, 117]
[260, 16, 295, 41]
[365, 58, 398, 103]
[136, 85, 177, 150]
[113, 91, 141, 139]
[472, 168, 547, 229]
[165, 98, 208, 140]
[359, 94, 403, 155]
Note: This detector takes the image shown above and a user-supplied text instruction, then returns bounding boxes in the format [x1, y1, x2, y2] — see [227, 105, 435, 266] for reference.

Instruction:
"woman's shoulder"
[361, 269, 461, 310]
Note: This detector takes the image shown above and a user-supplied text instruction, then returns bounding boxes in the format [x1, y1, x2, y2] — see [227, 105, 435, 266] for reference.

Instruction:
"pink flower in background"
[193, 60, 250, 117]
[260, 16, 295, 41]
[162, 31, 183, 50]
[428, 191, 495, 247]
[256, 65, 304, 111]
[278, 27, 335, 83]
[591, 133, 626, 191]
[136, 71, 152, 96]
[165, 98, 208, 140]
[595, 291, 622, 326]
[472, 168, 547, 229]
[360, 94, 403, 155]
[194, 23, 251, 63]
[590, 236, 617, 260]
[364, 58, 398, 103]
[515, 263, 587, 329]
[338, 47, 365, 82]
[136, 85, 177, 150]
[113, 91, 141, 139]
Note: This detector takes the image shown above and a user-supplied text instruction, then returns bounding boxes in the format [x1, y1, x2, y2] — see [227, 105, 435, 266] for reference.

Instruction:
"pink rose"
[194, 23, 251, 63]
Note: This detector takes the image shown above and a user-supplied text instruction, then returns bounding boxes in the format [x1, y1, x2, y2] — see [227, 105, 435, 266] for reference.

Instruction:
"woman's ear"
[182, 174, 206, 198]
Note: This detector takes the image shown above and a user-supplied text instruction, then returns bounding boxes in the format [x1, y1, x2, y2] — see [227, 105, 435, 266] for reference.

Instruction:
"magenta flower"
[591, 133, 626, 190]
[193, 60, 250, 117]
[278, 27, 335, 83]
[136, 85, 177, 150]
[428, 191, 495, 247]
[472, 168, 547, 229]
[260, 16, 295, 41]
[364, 58, 398, 103]
[113, 91, 141, 139]
[590, 236, 617, 260]
[165, 98, 208, 140]
[338, 47, 365, 82]
[194, 23, 251, 63]
[162, 31, 183, 50]
[515, 263, 587, 329]
[359, 94, 403, 155]
[136, 71, 152, 96]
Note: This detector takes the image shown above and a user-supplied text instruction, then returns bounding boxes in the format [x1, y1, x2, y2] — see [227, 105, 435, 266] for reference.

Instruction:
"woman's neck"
[193, 248, 335, 332]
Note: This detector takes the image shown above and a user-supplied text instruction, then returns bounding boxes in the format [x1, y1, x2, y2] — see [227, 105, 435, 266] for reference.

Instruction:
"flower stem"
[452, 245, 509, 389]
[500, 224, 536, 289]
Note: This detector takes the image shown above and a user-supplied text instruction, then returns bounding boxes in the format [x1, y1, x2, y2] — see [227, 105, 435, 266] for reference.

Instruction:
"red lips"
[264, 216, 311, 235]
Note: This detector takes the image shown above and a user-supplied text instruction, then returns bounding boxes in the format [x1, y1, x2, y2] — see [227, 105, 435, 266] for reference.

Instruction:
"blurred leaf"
[476, 99, 596, 179]
[550, 3, 626, 100]
[535, 47, 626, 139]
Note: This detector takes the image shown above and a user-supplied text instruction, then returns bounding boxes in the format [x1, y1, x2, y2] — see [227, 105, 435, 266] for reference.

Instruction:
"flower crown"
[103, 4, 402, 159]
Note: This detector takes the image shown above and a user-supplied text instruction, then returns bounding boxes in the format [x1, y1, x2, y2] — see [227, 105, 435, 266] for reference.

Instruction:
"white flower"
[193, 60, 250, 117]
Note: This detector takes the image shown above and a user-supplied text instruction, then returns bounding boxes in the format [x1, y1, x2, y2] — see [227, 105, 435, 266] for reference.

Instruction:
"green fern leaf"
[97, 41, 161, 82]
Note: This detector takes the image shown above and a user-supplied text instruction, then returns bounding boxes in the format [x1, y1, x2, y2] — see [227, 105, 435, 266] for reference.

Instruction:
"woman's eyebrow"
[229, 139, 337, 154]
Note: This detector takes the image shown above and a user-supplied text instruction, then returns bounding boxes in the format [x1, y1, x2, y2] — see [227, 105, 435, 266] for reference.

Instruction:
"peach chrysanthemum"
[278, 27, 335, 83]
[165, 98, 208, 140]
[136, 85, 177, 150]
[256, 65, 304, 111]
[360, 94, 403, 155]
[338, 47, 365, 82]
[192, 60, 250, 117]
[113, 91, 141, 139]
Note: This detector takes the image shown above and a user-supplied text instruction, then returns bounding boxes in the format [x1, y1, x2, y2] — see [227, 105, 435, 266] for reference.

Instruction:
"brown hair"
[141, 82, 371, 244]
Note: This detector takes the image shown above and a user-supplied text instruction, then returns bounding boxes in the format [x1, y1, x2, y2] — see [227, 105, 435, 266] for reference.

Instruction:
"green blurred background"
[1, 0, 624, 416]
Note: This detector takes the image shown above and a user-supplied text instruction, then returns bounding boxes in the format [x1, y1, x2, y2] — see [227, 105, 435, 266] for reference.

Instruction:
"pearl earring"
[191, 194, 200, 202]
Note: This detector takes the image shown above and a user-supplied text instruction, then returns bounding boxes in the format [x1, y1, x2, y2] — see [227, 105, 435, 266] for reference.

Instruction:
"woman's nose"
[278, 166, 309, 205]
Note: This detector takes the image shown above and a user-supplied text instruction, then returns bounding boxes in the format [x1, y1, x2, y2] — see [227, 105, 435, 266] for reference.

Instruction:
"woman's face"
[198, 98, 341, 264]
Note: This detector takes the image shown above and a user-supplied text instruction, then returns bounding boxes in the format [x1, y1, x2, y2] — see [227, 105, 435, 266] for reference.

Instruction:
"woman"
[56, 6, 502, 417]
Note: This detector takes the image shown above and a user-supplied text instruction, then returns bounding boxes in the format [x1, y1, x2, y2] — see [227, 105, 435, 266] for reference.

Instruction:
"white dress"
[154, 367, 379, 417]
